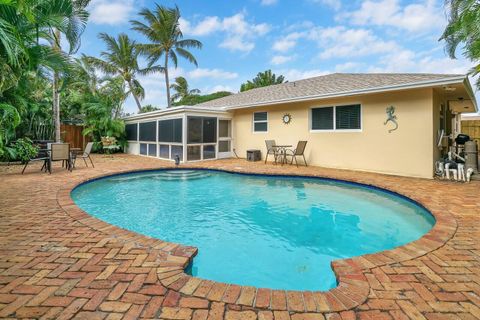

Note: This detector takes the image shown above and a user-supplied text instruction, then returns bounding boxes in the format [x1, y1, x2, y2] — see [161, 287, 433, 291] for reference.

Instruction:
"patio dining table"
[39, 147, 80, 172]
[272, 145, 292, 165]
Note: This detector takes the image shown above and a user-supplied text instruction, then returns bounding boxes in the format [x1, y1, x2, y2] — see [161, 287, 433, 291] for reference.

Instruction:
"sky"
[79, 0, 479, 114]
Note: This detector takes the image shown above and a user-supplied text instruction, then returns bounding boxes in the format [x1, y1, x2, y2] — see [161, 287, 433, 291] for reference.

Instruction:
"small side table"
[102, 145, 120, 157]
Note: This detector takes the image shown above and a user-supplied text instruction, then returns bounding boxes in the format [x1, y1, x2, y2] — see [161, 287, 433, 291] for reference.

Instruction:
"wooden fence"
[462, 120, 480, 145]
[60, 124, 90, 150]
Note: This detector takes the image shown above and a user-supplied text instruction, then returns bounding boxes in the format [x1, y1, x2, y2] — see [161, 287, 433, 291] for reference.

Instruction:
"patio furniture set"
[264, 140, 308, 167]
[21, 142, 94, 174]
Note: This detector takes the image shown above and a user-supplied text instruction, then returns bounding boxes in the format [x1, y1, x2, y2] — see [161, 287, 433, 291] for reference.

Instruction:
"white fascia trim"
[463, 78, 479, 112]
[223, 76, 468, 110]
[123, 106, 229, 122]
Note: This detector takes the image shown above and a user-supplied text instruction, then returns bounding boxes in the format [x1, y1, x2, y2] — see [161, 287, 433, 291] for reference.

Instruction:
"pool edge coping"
[57, 165, 457, 313]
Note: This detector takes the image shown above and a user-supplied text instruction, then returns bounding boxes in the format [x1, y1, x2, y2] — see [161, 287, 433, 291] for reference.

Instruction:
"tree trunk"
[128, 80, 142, 111]
[52, 30, 61, 142]
[53, 73, 61, 142]
[164, 53, 171, 108]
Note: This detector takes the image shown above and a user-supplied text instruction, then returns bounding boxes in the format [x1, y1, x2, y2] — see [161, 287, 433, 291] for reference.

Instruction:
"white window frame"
[253, 111, 268, 133]
[310, 104, 362, 133]
[125, 122, 139, 142]
[217, 118, 233, 157]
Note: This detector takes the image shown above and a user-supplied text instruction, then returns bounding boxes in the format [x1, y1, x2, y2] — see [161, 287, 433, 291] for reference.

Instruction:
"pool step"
[152, 170, 210, 181]
[109, 170, 210, 182]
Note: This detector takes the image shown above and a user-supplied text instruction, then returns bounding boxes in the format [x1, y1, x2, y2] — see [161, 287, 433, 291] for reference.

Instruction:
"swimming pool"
[71, 169, 434, 291]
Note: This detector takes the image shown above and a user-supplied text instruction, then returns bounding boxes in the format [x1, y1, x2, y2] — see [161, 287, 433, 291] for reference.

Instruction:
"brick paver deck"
[0, 154, 479, 320]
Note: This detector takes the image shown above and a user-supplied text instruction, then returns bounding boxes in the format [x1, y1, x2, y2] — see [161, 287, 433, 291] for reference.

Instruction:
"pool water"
[72, 170, 434, 291]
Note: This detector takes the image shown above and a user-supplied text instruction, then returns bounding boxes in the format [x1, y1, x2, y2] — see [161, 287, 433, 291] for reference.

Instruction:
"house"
[124, 73, 478, 179]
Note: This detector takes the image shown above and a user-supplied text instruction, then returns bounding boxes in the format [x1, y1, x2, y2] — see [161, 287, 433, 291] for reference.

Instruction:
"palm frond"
[175, 47, 197, 67]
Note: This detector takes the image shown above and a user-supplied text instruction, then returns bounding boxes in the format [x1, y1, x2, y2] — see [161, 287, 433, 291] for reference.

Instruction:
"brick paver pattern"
[0, 154, 479, 320]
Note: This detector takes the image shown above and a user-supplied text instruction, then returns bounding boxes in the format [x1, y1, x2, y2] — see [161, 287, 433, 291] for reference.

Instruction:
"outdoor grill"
[455, 134, 470, 145]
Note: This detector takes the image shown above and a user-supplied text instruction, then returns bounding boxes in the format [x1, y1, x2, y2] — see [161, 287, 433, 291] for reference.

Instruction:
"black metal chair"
[264, 140, 279, 164]
[21, 148, 51, 174]
[285, 141, 308, 167]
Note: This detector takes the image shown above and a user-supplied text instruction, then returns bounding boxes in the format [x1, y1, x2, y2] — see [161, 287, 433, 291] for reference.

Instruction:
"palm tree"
[440, 0, 480, 87]
[50, 0, 90, 142]
[0, 0, 89, 142]
[87, 33, 160, 111]
[131, 5, 202, 108]
[170, 76, 200, 102]
[240, 70, 286, 92]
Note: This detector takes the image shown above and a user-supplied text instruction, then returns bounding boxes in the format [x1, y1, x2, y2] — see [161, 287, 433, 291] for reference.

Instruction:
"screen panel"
[203, 118, 217, 143]
[139, 121, 156, 141]
[125, 123, 138, 141]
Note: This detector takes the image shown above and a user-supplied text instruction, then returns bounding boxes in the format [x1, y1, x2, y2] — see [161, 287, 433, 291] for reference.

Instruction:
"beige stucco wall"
[232, 88, 436, 178]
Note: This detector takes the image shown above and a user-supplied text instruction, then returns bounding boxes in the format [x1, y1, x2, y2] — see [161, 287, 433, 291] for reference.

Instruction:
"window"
[219, 141, 230, 152]
[311, 104, 361, 131]
[253, 112, 268, 132]
[203, 118, 216, 143]
[159, 144, 169, 158]
[171, 146, 183, 161]
[158, 119, 182, 143]
[187, 117, 217, 143]
[187, 117, 202, 143]
[139, 121, 156, 141]
[140, 143, 148, 155]
[219, 120, 231, 138]
[203, 145, 216, 159]
[336, 105, 361, 130]
[312, 107, 334, 130]
[125, 124, 138, 141]
[148, 144, 157, 157]
[187, 145, 201, 161]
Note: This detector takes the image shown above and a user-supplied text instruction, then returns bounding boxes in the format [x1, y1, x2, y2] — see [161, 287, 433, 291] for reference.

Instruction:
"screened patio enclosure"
[124, 107, 232, 162]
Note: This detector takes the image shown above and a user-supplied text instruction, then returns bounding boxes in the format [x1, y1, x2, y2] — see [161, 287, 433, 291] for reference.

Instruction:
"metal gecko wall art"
[384, 105, 398, 133]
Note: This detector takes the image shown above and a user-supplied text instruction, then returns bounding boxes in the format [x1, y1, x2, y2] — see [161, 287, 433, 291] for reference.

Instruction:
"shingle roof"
[197, 73, 465, 109]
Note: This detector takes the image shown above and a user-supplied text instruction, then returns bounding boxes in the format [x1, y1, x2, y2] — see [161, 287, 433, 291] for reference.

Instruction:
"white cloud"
[335, 62, 364, 72]
[312, 0, 341, 10]
[179, 17, 221, 36]
[272, 25, 398, 59]
[181, 13, 271, 53]
[370, 49, 472, 74]
[307, 26, 399, 59]
[260, 0, 278, 6]
[272, 32, 303, 52]
[340, 0, 442, 33]
[88, 0, 134, 25]
[220, 37, 255, 52]
[204, 85, 236, 94]
[126, 68, 185, 111]
[271, 55, 294, 65]
[188, 68, 239, 80]
[276, 68, 330, 81]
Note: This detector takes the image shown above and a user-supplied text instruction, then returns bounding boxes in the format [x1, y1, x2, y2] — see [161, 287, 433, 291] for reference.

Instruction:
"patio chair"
[285, 141, 308, 167]
[21, 148, 51, 174]
[265, 140, 279, 164]
[50, 143, 72, 172]
[75, 142, 95, 168]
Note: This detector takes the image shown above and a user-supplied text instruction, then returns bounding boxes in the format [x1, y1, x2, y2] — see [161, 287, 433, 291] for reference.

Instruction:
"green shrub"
[12, 138, 39, 163]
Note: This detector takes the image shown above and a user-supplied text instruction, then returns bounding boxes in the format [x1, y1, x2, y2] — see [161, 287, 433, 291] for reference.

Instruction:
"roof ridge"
[196, 72, 468, 109]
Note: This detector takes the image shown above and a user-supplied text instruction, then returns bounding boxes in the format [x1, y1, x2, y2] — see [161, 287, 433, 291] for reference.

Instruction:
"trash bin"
[246, 150, 261, 161]
[465, 140, 478, 173]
